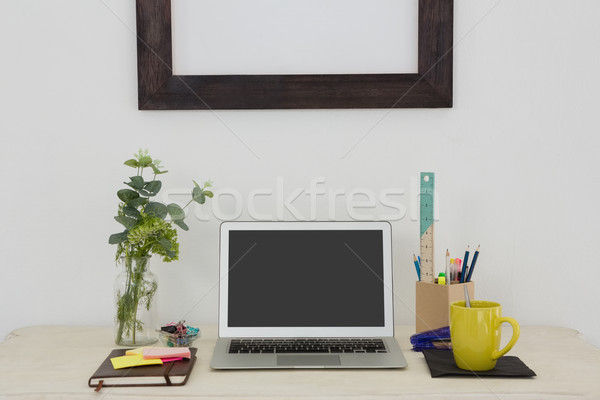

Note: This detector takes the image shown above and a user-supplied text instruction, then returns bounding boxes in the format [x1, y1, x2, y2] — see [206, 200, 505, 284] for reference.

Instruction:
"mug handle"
[491, 317, 520, 360]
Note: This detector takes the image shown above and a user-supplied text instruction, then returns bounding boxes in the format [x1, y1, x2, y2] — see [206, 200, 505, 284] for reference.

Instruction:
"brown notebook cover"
[88, 347, 197, 390]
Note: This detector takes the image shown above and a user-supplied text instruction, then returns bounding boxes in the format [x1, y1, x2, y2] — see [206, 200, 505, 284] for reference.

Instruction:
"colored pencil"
[460, 246, 470, 283]
[466, 245, 480, 282]
[413, 254, 421, 280]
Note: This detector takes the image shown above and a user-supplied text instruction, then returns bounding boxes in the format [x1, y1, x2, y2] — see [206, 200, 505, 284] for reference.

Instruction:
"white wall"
[1, 0, 599, 347]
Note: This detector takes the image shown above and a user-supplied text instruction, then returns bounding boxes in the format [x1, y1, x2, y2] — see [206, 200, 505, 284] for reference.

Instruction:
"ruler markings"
[419, 172, 435, 283]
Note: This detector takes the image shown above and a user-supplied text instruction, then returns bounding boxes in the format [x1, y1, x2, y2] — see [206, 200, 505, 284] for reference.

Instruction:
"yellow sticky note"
[110, 354, 163, 370]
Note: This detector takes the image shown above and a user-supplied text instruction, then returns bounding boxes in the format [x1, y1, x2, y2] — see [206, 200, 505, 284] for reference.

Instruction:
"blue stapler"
[410, 326, 451, 351]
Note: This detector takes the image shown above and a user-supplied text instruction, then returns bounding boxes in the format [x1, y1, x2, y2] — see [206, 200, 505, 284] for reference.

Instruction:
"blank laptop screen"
[227, 230, 385, 328]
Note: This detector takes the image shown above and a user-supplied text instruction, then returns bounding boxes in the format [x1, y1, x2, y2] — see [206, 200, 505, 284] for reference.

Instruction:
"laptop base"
[210, 337, 407, 369]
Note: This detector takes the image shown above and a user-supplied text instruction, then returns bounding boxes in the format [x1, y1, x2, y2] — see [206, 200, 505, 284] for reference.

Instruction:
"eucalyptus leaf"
[167, 203, 185, 221]
[204, 190, 214, 198]
[117, 189, 140, 203]
[144, 180, 162, 196]
[128, 197, 148, 208]
[114, 215, 138, 230]
[145, 202, 168, 219]
[173, 219, 189, 231]
[109, 231, 129, 244]
[150, 164, 167, 175]
[158, 238, 172, 251]
[123, 206, 140, 218]
[124, 159, 139, 168]
[124, 176, 145, 190]
[192, 186, 206, 204]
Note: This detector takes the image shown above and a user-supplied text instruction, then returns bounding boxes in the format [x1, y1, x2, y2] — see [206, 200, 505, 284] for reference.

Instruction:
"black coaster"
[422, 349, 536, 378]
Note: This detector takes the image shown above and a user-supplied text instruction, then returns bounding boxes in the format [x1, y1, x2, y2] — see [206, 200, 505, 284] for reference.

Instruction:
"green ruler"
[419, 172, 435, 283]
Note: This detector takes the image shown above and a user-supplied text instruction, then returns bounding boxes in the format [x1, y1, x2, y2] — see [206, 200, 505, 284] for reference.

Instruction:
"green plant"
[109, 149, 212, 344]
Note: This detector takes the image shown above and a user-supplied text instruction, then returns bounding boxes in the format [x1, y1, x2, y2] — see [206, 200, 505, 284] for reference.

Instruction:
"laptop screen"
[227, 230, 385, 328]
[218, 222, 394, 337]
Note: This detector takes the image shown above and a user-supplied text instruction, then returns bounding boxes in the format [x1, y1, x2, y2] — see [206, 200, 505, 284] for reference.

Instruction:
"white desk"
[1, 325, 599, 399]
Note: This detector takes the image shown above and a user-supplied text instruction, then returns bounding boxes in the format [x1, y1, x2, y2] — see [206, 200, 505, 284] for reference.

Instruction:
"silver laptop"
[210, 221, 407, 369]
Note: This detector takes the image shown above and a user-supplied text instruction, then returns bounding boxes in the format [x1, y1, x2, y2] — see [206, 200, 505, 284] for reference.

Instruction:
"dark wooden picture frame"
[136, 0, 453, 110]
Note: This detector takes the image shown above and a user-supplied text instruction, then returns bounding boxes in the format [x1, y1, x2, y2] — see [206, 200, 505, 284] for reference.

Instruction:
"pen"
[460, 246, 470, 283]
[445, 249, 450, 285]
[413, 254, 421, 280]
[466, 245, 479, 282]
[455, 258, 461, 282]
[450, 258, 458, 281]
[451, 259, 456, 282]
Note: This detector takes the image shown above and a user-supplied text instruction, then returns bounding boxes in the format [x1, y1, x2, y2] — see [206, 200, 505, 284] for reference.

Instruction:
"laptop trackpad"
[277, 355, 341, 367]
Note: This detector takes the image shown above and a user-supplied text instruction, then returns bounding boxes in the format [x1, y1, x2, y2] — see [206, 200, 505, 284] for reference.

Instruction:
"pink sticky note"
[142, 347, 191, 360]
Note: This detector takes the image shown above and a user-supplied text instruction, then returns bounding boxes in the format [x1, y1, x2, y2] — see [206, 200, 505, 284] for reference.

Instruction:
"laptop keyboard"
[228, 338, 388, 354]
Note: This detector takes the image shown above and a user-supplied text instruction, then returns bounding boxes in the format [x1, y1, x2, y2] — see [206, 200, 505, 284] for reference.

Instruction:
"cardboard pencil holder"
[415, 281, 474, 333]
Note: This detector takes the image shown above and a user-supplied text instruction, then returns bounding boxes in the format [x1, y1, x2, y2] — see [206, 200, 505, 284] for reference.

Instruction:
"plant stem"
[115, 256, 151, 345]
[115, 257, 133, 344]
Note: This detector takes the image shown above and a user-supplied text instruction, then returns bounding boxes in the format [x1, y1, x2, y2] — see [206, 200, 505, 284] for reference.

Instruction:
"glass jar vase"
[114, 256, 158, 346]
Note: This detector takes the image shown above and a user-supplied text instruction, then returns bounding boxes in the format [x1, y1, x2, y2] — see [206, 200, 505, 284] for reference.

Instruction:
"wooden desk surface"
[1, 325, 599, 399]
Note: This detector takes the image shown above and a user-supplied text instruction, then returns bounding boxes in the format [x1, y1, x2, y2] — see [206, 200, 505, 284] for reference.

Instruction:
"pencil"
[445, 249, 450, 285]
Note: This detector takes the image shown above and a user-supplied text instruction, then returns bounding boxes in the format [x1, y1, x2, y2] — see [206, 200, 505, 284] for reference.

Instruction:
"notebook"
[210, 221, 407, 369]
[88, 348, 197, 390]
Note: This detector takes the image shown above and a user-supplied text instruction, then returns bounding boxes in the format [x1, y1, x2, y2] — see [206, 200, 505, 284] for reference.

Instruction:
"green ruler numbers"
[419, 172, 435, 283]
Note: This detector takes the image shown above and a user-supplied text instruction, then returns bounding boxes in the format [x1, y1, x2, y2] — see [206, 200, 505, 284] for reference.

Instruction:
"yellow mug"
[450, 300, 520, 371]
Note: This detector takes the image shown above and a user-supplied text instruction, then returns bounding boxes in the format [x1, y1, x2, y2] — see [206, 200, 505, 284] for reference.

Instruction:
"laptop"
[210, 221, 408, 369]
